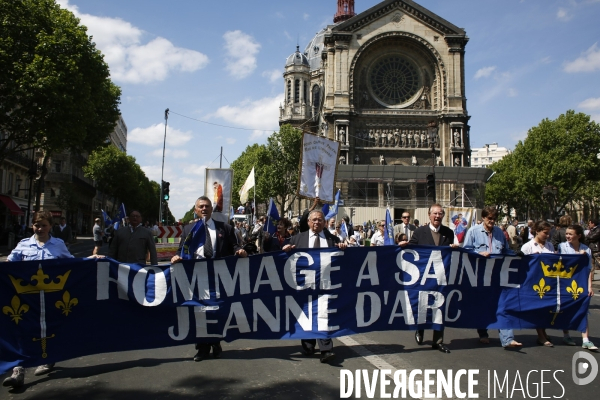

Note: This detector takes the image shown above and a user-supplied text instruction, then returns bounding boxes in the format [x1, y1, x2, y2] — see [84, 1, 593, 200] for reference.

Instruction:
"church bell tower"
[334, 0, 356, 23]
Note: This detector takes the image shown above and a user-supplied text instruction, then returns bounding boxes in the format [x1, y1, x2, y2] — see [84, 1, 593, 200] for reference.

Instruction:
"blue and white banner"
[0, 247, 590, 374]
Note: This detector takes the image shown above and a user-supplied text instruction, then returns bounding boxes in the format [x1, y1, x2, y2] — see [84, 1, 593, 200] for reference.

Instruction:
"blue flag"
[264, 198, 280, 235]
[384, 208, 394, 245]
[321, 203, 330, 217]
[112, 203, 126, 230]
[180, 219, 205, 260]
[325, 189, 341, 220]
[340, 220, 348, 239]
[101, 209, 112, 226]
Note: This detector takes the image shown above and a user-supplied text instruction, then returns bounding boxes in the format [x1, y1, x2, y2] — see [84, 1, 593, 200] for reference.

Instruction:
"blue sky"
[56, 0, 600, 219]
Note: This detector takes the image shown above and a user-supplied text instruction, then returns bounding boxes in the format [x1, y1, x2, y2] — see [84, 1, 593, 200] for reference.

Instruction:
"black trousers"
[418, 329, 444, 344]
[301, 339, 333, 352]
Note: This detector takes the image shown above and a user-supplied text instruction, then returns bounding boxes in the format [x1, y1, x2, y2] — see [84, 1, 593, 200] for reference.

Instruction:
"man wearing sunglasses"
[394, 212, 416, 241]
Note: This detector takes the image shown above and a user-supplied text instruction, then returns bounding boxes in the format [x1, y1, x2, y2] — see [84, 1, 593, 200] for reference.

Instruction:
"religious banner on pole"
[205, 169, 233, 223]
[297, 132, 340, 203]
[445, 207, 477, 243]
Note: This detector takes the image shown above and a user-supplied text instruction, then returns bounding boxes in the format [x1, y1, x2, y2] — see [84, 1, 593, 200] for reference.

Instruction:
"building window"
[7, 172, 13, 195]
[294, 79, 300, 103]
[312, 85, 321, 111]
[54, 161, 61, 173]
[303, 81, 308, 105]
[368, 54, 422, 107]
[287, 80, 291, 103]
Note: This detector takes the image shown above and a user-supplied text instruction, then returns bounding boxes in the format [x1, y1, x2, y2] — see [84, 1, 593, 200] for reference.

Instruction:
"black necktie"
[313, 234, 321, 248]
[204, 222, 214, 259]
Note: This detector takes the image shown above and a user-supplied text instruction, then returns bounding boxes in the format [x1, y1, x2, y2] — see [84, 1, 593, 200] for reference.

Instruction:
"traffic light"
[350, 208, 355, 219]
[426, 173, 436, 203]
[163, 181, 170, 201]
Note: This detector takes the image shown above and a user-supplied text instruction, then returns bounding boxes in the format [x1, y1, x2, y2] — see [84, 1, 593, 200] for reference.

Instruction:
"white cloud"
[303, 13, 310, 20]
[556, 8, 573, 21]
[183, 164, 208, 176]
[226, 138, 237, 145]
[149, 148, 189, 158]
[223, 30, 261, 79]
[474, 66, 496, 79]
[56, 0, 209, 84]
[564, 43, 600, 72]
[128, 123, 193, 147]
[578, 97, 600, 110]
[262, 69, 282, 83]
[211, 95, 284, 140]
[508, 88, 519, 97]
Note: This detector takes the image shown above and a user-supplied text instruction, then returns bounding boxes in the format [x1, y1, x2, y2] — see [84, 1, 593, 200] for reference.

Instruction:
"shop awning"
[0, 195, 25, 215]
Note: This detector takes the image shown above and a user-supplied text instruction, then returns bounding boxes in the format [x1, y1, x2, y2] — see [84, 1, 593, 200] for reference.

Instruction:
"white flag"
[239, 167, 255, 203]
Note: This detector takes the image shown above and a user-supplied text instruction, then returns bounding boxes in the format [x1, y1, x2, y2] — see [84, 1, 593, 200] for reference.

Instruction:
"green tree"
[230, 125, 303, 216]
[486, 111, 600, 220]
[264, 125, 303, 215]
[84, 146, 169, 223]
[0, 0, 121, 207]
[230, 143, 271, 209]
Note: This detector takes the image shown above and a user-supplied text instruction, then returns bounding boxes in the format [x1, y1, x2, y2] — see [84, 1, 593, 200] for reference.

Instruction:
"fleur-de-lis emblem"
[3, 295, 29, 324]
[533, 278, 551, 299]
[55, 291, 78, 316]
[566, 280, 584, 300]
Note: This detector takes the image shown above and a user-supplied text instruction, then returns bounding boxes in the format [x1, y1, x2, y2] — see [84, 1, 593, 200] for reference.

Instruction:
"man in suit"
[171, 196, 247, 361]
[393, 212, 416, 240]
[399, 204, 458, 354]
[282, 210, 347, 364]
[52, 217, 73, 247]
[108, 210, 157, 265]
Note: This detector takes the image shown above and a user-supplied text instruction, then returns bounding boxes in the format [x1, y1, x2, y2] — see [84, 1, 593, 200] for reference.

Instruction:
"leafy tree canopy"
[230, 125, 303, 216]
[0, 0, 121, 161]
[486, 110, 600, 220]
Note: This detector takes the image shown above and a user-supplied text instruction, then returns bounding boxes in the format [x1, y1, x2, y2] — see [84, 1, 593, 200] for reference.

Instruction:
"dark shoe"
[415, 331, 424, 345]
[2, 367, 24, 388]
[193, 349, 211, 362]
[212, 343, 222, 359]
[303, 347, 316, 356]
[320, 351, 335, 363]
[433, 343, 451, 353]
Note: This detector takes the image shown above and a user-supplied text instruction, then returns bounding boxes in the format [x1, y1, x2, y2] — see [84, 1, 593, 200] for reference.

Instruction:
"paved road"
[1, 240, 599, 399]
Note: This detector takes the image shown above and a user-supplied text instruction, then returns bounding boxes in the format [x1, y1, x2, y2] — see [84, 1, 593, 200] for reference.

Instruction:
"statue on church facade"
[453, 129, 461, 147]
[339, 127, 346, 144]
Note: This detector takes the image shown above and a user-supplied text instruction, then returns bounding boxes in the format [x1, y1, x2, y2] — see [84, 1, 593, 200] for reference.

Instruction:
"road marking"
[337, 335, 399, 373]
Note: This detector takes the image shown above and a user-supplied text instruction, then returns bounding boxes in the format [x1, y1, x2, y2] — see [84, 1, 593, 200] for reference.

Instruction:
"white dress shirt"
[195, 218, 217, 258]
[309, 230, 328, 248]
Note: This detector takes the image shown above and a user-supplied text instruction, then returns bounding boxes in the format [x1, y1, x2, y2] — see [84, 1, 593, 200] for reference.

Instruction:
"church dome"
[303, 29, 326, 71]
[285, 46, 310, 67]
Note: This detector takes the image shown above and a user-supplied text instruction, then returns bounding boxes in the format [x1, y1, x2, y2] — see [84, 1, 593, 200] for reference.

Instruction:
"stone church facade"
[280, 0, 488, 220]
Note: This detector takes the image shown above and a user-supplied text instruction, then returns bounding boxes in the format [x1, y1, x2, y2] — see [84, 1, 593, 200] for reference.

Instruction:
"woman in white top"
[558, 224, 597, 350]
[521, 220, 555, 347]
[370, 220, 385, 246]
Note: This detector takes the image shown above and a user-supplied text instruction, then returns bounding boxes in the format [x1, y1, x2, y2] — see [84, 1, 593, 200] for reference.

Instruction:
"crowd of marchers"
[3, 196, 599, 390]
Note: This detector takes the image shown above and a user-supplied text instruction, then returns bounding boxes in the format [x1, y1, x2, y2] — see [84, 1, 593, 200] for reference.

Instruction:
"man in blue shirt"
[463, 206, 521, 348]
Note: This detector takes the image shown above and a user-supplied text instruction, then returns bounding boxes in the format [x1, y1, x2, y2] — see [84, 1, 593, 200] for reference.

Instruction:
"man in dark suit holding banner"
[171, 196, 247, 361]
[282, 209, 347, 364]
[399, 203, 458, 354]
